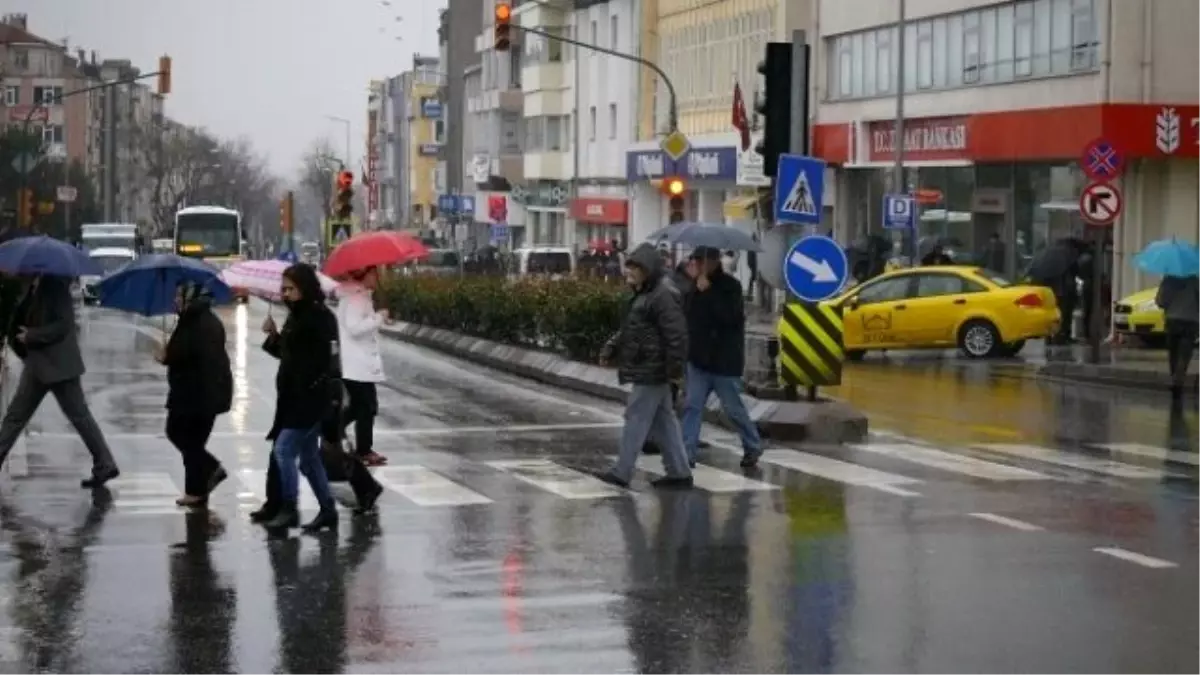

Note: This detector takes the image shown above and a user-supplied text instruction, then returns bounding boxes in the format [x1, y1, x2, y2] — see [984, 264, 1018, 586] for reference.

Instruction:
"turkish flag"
[732, 82, 751, 152]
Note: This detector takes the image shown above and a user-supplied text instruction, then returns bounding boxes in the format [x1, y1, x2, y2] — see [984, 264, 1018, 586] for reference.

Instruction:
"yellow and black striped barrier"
[776, 301, 845, 387]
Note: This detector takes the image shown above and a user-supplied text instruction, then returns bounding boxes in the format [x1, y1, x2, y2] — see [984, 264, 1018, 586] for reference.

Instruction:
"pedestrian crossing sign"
[773, 153, 826, 226]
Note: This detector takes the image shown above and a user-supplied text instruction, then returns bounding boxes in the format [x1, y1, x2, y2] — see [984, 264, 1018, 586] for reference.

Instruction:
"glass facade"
[826, 0, 1100, 100]
[843, 162, 1104, 278]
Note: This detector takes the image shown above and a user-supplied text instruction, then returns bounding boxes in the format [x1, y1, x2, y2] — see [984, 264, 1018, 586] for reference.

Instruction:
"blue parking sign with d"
[882, 193, 916, 230]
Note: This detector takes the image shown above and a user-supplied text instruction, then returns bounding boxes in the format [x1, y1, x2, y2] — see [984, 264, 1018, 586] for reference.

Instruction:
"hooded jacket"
[335, 282, 385, 383]
[600, 243, 688, 385]
[163, 290, 233, 416]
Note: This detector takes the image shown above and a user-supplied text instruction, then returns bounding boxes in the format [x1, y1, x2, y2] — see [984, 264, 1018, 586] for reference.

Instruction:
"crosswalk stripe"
[630, 456, 778, 493]
[239, 469, 322, 512]
[1090, 442, 1200, 467]
[850, 442, 1052, 481]
[755, 449, 922, 496]
[485, 459, 625, 499]
[374, 465, 494, 506]
[107, 471, 181, 514]
[974, 444, 1164, 479]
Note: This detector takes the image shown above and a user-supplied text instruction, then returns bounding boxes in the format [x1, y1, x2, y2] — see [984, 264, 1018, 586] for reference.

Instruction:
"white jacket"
[335, 284, 385, 383]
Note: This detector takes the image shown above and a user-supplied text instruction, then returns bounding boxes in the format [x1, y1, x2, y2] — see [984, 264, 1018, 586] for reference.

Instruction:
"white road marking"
[1091, 442, 1200, 467]
[107, 471, 182, 515]
[29, 422, 623, 442]
[968, 512, 1045, 532]
[374, 465, 494, 506]
[748, 447, 923, 497]
[974, 444, 1164, 479]
[1092, 547, 1178, 569]
[485, 459, 625, 499]
[629, 456, 778, 493]
[851, 442, 1052, 481]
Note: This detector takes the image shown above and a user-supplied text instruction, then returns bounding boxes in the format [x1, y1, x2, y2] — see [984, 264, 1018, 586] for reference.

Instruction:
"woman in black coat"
[253, 263, 339, 532]
[155, 280, 233, 507]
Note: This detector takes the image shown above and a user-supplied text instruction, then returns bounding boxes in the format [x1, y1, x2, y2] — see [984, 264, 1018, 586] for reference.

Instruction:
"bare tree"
[295, 138, 341, 231]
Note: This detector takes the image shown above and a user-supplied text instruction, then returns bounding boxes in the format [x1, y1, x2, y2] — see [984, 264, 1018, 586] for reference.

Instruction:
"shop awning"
[723, 194, 760, 220]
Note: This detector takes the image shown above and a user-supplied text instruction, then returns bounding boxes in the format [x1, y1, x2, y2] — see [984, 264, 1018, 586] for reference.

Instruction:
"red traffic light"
[496, 2, 511, 21]
[336, 171, 354, 190]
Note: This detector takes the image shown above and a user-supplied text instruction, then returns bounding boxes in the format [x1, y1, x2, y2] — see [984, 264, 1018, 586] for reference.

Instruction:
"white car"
[81, 247, 137, 304]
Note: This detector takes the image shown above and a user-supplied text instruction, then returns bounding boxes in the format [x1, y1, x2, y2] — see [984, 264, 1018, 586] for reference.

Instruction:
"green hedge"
[377, 275, 627, 362]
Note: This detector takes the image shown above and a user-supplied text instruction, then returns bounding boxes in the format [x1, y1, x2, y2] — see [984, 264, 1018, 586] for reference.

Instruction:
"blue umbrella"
[0, 235, 101, 277]
[1134, 238, 1200, 278]
[96, 254, 233, 316]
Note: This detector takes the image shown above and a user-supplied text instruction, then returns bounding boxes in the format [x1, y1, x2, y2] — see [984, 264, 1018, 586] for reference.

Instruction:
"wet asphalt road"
[0, 301, 1195, 674]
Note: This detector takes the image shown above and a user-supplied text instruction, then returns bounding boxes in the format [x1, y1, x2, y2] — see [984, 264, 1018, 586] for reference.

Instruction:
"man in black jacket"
[680, 247, 762, 468]
[596, 243, 692, 489]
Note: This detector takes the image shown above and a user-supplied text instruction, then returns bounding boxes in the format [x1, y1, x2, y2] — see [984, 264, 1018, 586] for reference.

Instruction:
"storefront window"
[914, 165, 975, 259]
[1013, 163, 1088, 274]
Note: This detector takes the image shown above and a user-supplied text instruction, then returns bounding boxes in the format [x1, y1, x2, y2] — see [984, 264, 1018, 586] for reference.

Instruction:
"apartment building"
[812, 0, 1199, 300]
[625, 0, 814, 243]
[406, 55, 443, 229]
[372, 74, 406, 227]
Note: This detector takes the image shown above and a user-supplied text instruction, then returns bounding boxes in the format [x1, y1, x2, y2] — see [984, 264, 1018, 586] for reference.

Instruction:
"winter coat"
[685, 267, 746, 377]
[600, 243, 688, 385]
[264, 301, 340, 438]
[335, 283, 385, 383]
[163, 297, 233, 417]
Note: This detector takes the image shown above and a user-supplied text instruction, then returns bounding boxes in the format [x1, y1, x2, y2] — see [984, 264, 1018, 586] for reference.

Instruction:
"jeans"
[681, 363, 762, 462]
[272, 424, 334, 510]
[610, 384, 691, 483]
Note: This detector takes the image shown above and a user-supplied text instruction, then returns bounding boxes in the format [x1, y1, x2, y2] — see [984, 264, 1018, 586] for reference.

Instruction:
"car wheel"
[845, 349, 865, 362]
[958, 319, 1002, 359]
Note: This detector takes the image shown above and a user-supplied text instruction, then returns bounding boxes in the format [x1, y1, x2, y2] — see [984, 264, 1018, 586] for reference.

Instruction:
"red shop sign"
[867, 116, 969, 162]
[569, 198, 628, 225]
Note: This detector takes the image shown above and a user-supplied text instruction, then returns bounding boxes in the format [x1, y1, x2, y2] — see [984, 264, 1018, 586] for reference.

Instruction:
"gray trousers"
[0, 367, 117, 472]
[612, 384, 691, 483]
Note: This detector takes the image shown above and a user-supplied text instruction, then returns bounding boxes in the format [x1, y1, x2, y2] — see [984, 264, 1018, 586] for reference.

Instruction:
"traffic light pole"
[785, 30, 815, 402]
[514, 25, 679, 132]
[893, 0, 911, 261]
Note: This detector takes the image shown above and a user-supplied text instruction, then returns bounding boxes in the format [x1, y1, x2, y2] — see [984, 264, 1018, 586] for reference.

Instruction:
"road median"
[380, 321, 869, 444]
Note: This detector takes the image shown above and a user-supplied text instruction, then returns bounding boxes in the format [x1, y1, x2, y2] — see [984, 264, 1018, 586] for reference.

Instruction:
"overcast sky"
[11, 0, 443, 180]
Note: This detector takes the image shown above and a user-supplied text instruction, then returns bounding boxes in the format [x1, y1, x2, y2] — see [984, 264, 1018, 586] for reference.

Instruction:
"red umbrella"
[323, 231, 429, 277]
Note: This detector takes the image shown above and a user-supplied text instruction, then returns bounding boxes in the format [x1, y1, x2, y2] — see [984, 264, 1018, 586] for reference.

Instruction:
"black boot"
[302, 507, 339, 533]
[249, 502, 278, 523]
[263, 501, 299, 529]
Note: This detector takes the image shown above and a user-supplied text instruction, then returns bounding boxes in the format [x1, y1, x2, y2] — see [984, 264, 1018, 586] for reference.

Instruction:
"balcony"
[523, 151, 572, 181]
[468, 88, 523, 114]
[521, 62, 564, 94]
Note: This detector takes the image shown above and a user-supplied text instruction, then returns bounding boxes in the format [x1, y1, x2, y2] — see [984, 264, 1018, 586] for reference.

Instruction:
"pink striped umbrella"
[220, 259, 338, 301]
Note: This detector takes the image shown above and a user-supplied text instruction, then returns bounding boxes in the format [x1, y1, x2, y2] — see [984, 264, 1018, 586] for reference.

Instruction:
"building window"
[39, 125, 64, 144]
[608, 103, 617, 139]
[588, 106, 596, 141]
[824, 0, 1099, 100]
[610, 15, 618, 50]
[591, 20, 598, 46]
[2, 85, 17, 106]
[33, 86, 63, 105]
[916, 21, 933, 89]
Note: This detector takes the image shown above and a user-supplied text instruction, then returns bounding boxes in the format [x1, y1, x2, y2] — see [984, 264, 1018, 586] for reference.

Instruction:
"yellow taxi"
[824, 266, 1060, 359]
[1112, 288, 1165, 346]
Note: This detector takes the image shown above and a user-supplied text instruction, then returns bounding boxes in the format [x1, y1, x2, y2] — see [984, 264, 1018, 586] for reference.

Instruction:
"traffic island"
[380, 322, 870, 444]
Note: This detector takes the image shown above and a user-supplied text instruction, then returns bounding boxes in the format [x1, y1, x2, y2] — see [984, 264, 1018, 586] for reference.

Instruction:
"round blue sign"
[783, 236, 849, 302]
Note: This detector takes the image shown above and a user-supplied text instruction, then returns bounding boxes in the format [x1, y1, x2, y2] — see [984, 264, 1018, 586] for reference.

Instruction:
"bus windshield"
[176, 212, 240, 257]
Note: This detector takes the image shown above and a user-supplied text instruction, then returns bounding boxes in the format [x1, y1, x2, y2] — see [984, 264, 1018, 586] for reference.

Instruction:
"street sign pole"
[786, 29, 810, 400]
[1078, 138, 1124, 365]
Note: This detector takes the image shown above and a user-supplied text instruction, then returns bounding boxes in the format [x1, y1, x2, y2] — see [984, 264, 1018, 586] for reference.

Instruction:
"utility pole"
[893, 0, 910, 260]
[103, 86, 117, 222]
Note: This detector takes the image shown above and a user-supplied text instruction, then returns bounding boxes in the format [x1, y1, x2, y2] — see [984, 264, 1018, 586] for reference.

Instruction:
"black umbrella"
[1025, 241, 1078, 282]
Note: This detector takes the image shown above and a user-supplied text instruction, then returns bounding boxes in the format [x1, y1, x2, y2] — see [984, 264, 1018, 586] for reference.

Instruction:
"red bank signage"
[569, 197, 629, 225]
[867, 117, 969, 162]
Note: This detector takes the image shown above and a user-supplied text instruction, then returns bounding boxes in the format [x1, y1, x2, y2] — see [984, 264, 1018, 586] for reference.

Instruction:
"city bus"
[174, 205, 248, 302]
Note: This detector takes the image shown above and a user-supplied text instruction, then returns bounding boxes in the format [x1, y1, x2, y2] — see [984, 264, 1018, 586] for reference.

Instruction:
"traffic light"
[662, 177, 686, 223]
[755, 42, 794, 178]
[16, 188, 34, 228]
[494, 1, 512, 51]
[333, 170, 354, 220]
[280, 191, 294, 233]
[157, 55, 172, 95]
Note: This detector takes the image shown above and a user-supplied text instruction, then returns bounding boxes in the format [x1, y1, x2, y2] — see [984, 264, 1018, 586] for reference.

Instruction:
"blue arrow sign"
[774, 154, 826, 226]
[783, 235, 849, 302]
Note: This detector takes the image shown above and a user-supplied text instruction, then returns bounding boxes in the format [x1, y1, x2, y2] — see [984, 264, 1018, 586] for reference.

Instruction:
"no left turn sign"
[1079, 181, 1122, 226]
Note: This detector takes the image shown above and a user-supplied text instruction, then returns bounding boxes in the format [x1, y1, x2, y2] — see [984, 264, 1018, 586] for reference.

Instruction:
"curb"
[379, 322, 869, 444]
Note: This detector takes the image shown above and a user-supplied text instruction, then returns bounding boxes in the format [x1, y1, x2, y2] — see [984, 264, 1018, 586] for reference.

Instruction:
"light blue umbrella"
[1134, 238, 1200, 278]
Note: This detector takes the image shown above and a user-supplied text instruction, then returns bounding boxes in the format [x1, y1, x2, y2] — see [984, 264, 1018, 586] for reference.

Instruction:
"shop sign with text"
[867, 117, 968, 162]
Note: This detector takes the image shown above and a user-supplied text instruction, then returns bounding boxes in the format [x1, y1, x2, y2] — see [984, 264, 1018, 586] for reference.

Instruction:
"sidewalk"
[745, 315, 1196, 393]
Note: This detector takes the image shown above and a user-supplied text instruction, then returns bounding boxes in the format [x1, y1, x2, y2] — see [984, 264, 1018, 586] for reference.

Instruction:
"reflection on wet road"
[0, 301, 1194, 673]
